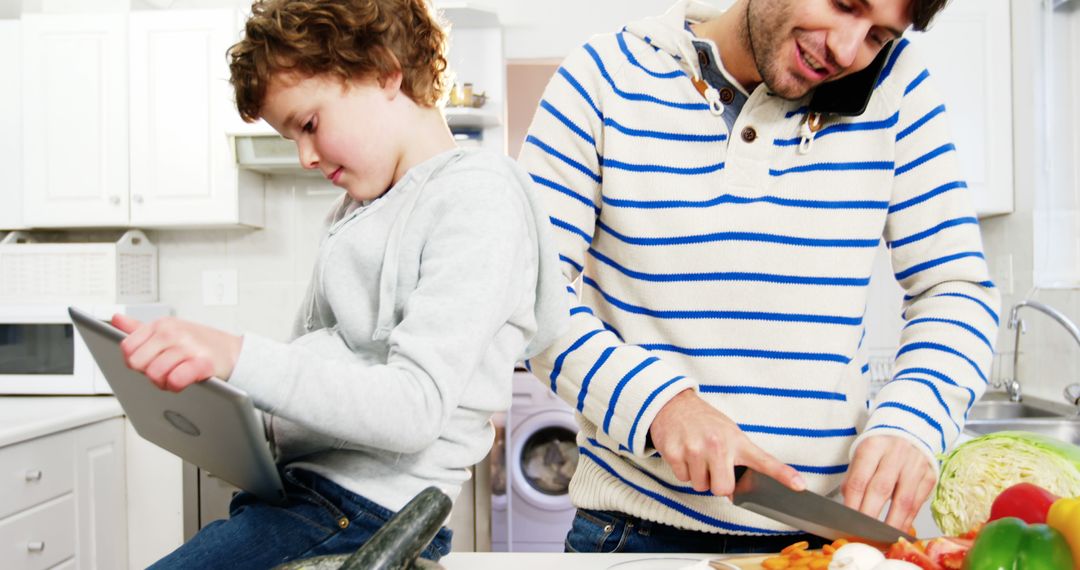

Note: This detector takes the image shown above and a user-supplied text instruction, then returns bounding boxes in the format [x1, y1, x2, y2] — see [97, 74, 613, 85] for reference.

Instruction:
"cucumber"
[273, 486, 452, 570]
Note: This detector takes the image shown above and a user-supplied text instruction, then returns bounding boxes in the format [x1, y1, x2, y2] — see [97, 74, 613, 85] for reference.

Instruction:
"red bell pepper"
[988, 482, 1059, 525]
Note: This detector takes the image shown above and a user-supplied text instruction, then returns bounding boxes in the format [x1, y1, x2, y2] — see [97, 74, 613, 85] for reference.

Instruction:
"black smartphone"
[808, 41, 895, 117]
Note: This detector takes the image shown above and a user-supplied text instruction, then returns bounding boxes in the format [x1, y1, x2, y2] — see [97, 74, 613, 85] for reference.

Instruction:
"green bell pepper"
[965, 517, 1074, 570]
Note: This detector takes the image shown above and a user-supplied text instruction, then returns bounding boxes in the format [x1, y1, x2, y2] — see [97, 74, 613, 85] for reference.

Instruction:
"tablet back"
[68, 307, 285, 503]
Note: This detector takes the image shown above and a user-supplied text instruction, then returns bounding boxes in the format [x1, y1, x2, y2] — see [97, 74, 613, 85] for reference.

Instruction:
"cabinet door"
[909, 0, 1013, 217]
[129, 9, 245, 227]
[21, 13, 129, 227]
[0, 21, 23, 230]
[74, 418, 127, 569]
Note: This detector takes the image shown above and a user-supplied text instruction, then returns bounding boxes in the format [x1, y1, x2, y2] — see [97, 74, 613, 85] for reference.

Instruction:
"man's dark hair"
[911, 0, 951, 31]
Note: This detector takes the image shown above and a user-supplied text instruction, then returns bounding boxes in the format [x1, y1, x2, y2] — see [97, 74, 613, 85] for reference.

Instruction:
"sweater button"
[741, 126, 757, 143]
[719, 87, 735, 104]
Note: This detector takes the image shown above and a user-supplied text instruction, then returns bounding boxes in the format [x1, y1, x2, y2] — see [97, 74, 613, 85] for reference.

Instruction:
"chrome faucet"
[1065, 383, 1080, 411]
[1006, 300, 1080, 404]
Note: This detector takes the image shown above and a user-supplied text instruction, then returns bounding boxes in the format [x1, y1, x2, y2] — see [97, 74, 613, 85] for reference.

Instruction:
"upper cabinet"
[907, 0, 1013, 217]
[0, 20, 23, 230]
[20, 10, 263, 229]
[21, 13, 130, 227]
[128, 9, 262, 227]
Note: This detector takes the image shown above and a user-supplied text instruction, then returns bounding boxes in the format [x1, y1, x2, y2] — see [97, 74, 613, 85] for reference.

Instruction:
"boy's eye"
[833, 0, 855, 13]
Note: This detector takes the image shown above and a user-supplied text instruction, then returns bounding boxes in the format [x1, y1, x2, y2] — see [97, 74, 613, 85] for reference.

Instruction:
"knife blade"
[731, 466, 917, 544]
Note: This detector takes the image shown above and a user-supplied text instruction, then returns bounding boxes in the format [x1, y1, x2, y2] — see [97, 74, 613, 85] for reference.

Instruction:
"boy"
[114, 0, 568, 566]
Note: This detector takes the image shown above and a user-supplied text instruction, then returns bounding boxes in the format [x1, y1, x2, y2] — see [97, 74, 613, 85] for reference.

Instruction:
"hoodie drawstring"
[677, 39, 725, 117]
[693, 77, 725, 116]
[798, 111, 824, 155]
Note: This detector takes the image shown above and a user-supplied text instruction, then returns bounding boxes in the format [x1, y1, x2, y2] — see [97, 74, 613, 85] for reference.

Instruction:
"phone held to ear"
[808, 41, 895, 117]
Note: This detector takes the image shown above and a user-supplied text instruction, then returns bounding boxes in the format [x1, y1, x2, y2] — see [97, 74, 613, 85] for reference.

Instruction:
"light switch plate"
[202, 270, 238, 306]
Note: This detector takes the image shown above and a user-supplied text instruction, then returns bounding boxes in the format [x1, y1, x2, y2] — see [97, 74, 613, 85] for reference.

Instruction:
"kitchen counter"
[440, 552, 762, 569]
[0, 395, 123, 447]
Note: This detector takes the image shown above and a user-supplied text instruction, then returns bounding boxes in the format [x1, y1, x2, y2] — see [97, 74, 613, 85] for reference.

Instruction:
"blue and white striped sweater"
[520, 0, 1000, 535]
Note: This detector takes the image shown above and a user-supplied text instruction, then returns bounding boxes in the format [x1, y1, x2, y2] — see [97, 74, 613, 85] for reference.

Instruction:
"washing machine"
[491, 370, 579, 552]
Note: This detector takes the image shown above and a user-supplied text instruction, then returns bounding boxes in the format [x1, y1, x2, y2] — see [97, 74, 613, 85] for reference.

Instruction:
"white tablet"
[69, 306, 285, 503]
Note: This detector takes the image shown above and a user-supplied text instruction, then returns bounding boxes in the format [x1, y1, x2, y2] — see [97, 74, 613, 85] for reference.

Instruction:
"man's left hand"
[841, 435, 937, 531]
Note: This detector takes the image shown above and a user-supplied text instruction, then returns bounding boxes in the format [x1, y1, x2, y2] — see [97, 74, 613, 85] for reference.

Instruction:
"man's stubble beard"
[744, 0, 812, 100]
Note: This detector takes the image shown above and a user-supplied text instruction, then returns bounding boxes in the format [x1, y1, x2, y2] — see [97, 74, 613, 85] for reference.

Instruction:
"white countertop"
[440, 553, 746, 570]
[0, 395, 123, 447]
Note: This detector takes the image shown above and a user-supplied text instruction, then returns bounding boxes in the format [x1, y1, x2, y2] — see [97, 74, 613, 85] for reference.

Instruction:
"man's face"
[747, 0, 914, 99]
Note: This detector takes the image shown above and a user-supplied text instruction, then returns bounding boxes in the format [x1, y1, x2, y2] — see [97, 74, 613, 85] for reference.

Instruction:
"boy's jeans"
[150, 467, 452, 569]
[564, 508, 827, 554]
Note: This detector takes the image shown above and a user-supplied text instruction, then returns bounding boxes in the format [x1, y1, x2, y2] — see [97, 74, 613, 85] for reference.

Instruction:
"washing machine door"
[511, 409, 579, 512]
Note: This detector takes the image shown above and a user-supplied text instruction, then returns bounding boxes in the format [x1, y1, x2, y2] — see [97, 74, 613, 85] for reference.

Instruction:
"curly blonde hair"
[228, 0, 449, 122]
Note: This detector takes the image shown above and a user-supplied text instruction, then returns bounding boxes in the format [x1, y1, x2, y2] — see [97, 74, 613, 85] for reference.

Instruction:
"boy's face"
[260, 72, 405, 202]
[747, 0, 913, 99]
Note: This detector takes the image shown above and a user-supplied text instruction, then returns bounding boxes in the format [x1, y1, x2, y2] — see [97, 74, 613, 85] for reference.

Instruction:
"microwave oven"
[0, 303, 171, 394]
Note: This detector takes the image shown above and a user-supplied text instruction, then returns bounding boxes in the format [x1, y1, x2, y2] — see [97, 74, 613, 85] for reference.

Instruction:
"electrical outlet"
[202, 270, 238, 306]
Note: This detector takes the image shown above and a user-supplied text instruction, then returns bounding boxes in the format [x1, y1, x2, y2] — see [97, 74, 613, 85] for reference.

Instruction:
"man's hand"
[842, 435, 936, 531]
[111, 314, 242, 393]
[648, 389, 806, 497]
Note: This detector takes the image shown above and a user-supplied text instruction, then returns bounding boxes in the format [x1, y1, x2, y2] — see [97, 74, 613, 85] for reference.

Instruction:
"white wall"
[148, 175, 337, 340]
[979, 0, 1080, 404]
[468, 0, 731, 60]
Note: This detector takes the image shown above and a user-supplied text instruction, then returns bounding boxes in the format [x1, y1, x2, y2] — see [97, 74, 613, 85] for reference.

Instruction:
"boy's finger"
[111, 313, 143, 334]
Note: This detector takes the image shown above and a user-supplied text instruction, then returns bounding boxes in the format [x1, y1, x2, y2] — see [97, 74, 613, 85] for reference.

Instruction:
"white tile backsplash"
[148, 174, 340, 342]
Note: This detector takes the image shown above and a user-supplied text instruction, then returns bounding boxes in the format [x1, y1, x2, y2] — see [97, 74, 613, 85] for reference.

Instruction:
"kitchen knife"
[731, 466, 917, 544]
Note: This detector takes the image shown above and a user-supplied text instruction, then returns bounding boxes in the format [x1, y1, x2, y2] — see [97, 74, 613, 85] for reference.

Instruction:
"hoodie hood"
[371, 148, 569, 359]
[624, 0, 726, 83]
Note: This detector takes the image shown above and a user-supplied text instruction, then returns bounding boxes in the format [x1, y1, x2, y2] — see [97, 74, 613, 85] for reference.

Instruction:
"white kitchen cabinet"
[0, 21, 23, 230]
[21, 13, 130, 228]
[908, 0, 1013, 217]
[0, 414, 127, 569]
[20, 10, 263, 230]
[129, 9, 263, 228]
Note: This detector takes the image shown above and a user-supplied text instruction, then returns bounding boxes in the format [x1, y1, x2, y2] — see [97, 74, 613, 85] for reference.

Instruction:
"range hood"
[231, 110, 497, 176]
[233, 131, 322, 176]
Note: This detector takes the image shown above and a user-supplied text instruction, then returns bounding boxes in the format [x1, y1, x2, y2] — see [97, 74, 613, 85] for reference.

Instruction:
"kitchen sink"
[967, 400, 1060, 420]
[965, 418, 1080, 445]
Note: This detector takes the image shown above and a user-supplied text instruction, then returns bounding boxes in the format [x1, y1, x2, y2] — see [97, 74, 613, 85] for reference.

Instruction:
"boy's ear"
[379, 70, 404, 99]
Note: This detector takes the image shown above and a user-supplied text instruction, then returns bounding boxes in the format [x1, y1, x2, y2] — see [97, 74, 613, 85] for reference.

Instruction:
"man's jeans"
[564, 508, 828, 554]
[151, 468, 452, 569]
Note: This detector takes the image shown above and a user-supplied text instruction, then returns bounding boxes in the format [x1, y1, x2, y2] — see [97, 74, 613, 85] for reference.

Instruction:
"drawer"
[0, 493, 76, 570]
[0, 431, 75, 519]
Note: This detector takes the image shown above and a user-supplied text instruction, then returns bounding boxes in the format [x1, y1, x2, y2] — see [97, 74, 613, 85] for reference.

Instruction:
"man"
[519, 0, 999, 554]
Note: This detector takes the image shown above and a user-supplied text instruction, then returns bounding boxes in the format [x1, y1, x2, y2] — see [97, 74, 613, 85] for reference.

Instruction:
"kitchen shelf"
[445, 106, 501, 129]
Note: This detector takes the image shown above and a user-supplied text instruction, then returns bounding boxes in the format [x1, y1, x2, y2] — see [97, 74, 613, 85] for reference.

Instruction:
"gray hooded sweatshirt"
[228, 148, 569, 511]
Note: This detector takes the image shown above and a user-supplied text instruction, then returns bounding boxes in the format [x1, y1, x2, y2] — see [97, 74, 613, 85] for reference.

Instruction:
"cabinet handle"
[133, 194, 144, 204]
[24, 469, 42, 482]
[109, 195, 121, 205]
[27, 541, 45, 552]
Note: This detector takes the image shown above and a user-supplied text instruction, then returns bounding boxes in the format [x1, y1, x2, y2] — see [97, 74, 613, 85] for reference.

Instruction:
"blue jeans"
[151, 468, 452, 569]
[564, 508, 828, 554]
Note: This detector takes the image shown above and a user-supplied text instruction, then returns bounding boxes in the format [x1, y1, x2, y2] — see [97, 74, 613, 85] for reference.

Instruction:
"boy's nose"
[297, 140, 319, 170]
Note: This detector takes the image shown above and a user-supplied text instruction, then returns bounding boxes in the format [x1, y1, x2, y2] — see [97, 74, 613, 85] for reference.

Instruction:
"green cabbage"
[932, 430, 1080, 535]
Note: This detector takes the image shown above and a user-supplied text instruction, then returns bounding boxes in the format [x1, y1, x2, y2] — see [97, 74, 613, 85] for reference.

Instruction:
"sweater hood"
[623, 0, 726, 82]
[367, 148, 569, 360]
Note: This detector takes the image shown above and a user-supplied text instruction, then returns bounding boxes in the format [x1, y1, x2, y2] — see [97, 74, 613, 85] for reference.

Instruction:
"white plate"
[605, 558, 739, 570]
